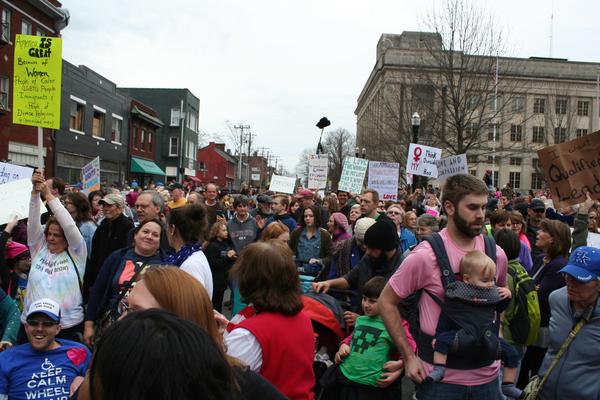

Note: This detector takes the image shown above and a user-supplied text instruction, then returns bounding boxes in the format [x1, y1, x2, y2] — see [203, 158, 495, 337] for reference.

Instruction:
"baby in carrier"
[425, 250, 522, 399]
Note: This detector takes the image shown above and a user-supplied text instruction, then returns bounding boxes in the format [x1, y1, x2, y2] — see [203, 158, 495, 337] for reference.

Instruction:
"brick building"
[128, 99, 165, 185]
[196, 142, 236, 190]
[0, 0, 68, 170]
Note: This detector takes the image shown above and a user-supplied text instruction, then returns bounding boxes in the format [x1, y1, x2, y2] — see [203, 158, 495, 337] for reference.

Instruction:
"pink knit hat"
[6, 241, 29, 260]
[331, 212, 349, 231]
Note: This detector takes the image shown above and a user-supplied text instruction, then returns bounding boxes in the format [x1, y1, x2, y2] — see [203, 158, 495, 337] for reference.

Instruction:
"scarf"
[165, 243, 202, 267]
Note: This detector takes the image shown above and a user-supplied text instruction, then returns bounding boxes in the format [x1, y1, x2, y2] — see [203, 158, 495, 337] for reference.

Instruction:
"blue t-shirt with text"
[0, 339, 91, 400]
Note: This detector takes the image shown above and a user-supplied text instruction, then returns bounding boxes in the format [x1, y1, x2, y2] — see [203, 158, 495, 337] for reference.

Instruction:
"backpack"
[503, 260, 541, 346]
[401, 232, 499, 370]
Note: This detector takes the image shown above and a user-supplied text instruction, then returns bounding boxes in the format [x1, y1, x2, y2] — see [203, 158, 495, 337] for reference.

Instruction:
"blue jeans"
[417, 377, 504, 400]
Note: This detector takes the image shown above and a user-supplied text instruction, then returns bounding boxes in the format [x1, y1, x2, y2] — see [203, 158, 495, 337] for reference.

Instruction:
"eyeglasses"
[26, 319, 58, 328]
[387, 211, 402, 216]
[117, 299, 130, 315]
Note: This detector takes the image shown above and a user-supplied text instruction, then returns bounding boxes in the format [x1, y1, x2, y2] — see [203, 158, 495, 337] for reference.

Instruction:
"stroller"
[302, 289, 361, 396]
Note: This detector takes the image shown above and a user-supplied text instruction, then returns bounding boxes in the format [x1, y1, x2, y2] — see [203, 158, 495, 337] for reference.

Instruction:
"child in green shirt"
[334, 276, 416, 399]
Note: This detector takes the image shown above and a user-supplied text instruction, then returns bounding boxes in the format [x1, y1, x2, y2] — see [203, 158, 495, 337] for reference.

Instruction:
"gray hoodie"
[539, 286, 600, 400]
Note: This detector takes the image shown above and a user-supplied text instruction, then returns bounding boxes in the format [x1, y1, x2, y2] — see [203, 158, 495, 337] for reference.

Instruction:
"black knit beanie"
[364, 219, 399, 251]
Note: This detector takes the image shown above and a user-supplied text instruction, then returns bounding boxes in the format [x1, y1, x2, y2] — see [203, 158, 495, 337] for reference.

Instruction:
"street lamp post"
[355, 147, 366, 159]
[411, 112, 421, 192]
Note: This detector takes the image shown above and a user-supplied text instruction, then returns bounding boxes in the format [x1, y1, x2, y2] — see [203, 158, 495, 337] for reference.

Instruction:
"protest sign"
[0, 162, 34, 185]
[13, 35, 63, 129]
[406, 143, 442, 178]
[0, 179, 33, 225]
[368, 161, 399, 201]
[82, 157, 101, 194]
[435, 154, 468, 182]
[268, 174, 296, 194]
[308, 154, 328, 189]
[537, 130, 600, 208]
[338, 157, 368, 194]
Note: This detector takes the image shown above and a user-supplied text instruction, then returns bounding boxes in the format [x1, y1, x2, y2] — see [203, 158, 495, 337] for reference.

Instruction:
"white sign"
[435, 154, 468, 182]
[0, 179, 34, 225]
[406, 143, 442, 178]
[268, 174, 296, 194]
[308, 154, 328, 189]
[251, 173, 261, 181]
[368, 161, 399, 201]
[0, 162, 34, 185]
[588, 232, 600, 248]
[338, 157, 369, 194]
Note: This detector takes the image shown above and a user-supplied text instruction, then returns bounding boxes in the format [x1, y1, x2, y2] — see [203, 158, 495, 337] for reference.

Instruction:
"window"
[576, 129, 588, 138]
[69, 100, 85, 132]
[554, 127, 567, 144]
[512, 97, 524, 113]
[555, 98, 567, 115]
[170, 108, 180, 126]
[465, 123, 476, 138]
[532, 126, 545, 143]
[187, 140, 195, 159]
[0, 77, 8, 110]
[532, 158, 541, 169]
[92, 108, 105, 138]
[36, 28, 45, 36]
[487, 155, 494, 164]
[169, 137, 179, 156]
[1, 9, 10, 42]
[493, 171, 499, 187]
[509, 172, 521, 189]
[467, 155, 478, 163]
[148, 130, 153, 152]
[509, 157, 522, 166]
[577, 101, 589, 116]
[111, 116, 122, 143]
[469, 169, 477, 177]
[140, 128, 145, 150]
[187, 112, 197, 132]
[132, 127, 138, 149]
[487, 124, 498, 141]
[531, 173, 544, 190]
[467, 95, 480, 110]
[533, 98, 545, 114]
[510, 124, 522, 141]
[21, 20, 32, 35]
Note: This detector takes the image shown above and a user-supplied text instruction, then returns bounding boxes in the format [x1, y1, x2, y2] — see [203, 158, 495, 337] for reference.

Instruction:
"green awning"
[130, 157, 165, 176]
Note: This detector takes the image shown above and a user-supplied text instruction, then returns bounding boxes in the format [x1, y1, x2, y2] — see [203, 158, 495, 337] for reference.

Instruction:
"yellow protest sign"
[13, 34, 62, 129]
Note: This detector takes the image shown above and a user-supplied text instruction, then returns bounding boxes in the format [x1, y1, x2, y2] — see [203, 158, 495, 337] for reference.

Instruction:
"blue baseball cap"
[559, 246, 600, 283]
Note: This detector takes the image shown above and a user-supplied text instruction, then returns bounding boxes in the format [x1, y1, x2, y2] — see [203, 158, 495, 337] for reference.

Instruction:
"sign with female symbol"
[406, 143, 442, 178]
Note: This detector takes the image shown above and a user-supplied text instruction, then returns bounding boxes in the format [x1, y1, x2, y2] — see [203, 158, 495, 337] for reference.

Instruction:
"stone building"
[355, 31, 600, 191]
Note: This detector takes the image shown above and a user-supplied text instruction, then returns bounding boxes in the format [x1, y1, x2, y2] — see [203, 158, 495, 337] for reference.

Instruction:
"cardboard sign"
[0, 162, 34, 185]
[0, 179, 34, 225]
[13, 35, 63, 129]
[537, 130, 600, 208]
[435, 154, 468, 182]
[308, 154, 328, 189]
[406, 143, 442, 178]
[368, 161, 399, 201]
[338, 157, 368, 194]
[82, 157, 101, 194]
[251, 173, 261, 181]
[268, 174, 296, 194]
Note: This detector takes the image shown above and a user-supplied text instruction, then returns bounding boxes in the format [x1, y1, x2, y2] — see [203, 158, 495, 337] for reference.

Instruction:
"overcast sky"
[60, 0, 600, 173]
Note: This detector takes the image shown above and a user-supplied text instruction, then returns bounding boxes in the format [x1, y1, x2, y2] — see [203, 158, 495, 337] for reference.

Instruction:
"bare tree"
[323, 128, 355, 191]
[295, 148, 314, 187]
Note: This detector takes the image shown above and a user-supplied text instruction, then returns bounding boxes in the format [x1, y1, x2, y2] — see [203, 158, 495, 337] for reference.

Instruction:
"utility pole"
[233, 124, 250, 190]
[246, 131, 255, 184]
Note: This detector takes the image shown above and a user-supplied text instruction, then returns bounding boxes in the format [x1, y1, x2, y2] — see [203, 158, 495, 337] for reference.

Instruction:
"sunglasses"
[26, 319, 58, 328]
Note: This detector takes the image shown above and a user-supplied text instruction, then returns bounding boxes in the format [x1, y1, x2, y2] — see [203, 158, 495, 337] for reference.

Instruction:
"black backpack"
[400, 233, 498, 370]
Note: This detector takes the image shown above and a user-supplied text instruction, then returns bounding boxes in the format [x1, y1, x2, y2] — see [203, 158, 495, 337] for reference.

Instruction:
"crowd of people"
[0, 171, 599, 400]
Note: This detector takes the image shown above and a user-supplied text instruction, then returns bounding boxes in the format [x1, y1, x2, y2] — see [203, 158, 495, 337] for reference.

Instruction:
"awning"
[130, 157, 165, 176]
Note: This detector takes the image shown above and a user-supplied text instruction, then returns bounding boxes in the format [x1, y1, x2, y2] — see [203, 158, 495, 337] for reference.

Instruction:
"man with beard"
[312, 218, 402, 320]
[377, 174, 509, 400]
[526, 198, 546, 260]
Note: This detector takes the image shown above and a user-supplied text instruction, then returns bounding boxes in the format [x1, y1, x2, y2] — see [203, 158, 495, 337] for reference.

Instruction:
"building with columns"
[355, 31, 600, 192]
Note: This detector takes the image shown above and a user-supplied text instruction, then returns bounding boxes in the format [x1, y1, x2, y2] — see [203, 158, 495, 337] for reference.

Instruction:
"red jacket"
[237, 311, 315, 400]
